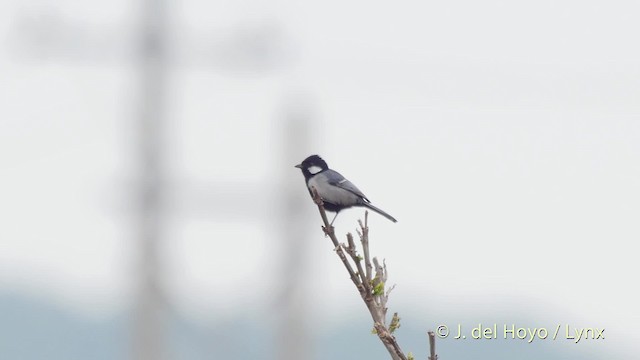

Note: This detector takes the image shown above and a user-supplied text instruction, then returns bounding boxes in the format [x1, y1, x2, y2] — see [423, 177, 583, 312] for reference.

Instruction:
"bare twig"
[310, 187, 408, 360]
[358, 215, 373, 284]
[311, 189, 361, 289]
[428, 331, 438, 360]
[346, 233, 368, 291]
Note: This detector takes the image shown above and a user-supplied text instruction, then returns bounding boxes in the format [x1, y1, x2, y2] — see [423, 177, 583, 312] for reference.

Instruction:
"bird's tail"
[362, 202, 398, 223]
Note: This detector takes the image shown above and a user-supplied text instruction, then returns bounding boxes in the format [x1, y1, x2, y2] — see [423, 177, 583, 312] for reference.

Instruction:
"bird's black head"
[295, 154, 329, 179]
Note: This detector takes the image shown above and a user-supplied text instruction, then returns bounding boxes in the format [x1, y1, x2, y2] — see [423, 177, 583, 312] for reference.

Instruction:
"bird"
[295, 154, 397, 225]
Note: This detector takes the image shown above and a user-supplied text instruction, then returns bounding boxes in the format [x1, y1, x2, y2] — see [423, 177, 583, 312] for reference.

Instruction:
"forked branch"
[310, 187, 408, 360]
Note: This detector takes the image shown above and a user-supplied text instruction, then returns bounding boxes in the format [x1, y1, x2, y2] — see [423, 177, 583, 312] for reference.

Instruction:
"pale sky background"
[1, 0, 639, 358]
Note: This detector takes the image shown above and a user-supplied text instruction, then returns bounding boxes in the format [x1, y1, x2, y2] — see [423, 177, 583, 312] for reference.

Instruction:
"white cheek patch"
[307, 165, 323, 174]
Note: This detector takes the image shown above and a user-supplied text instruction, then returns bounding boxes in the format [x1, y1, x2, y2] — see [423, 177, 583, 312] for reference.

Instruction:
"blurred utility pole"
[10, 2, 314, 359]
[276, 102, 314, 360]
[132, 0, 168, 359]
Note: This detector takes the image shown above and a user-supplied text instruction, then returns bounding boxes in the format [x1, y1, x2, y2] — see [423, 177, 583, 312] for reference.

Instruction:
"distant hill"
[0, 292, 601, 359]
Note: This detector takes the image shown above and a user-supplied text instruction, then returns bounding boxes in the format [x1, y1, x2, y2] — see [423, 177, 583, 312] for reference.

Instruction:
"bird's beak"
[294, 164, 302, 169]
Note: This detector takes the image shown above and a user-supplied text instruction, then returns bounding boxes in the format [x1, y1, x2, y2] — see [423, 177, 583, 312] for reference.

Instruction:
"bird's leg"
[329, 212, 339, 226]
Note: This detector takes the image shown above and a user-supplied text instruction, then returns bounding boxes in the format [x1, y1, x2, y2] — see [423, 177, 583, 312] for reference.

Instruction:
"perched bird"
[295, 155, 397, 225]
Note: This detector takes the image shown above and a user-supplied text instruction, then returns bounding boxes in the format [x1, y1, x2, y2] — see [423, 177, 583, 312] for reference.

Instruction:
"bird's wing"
[324, 170, 370, 203]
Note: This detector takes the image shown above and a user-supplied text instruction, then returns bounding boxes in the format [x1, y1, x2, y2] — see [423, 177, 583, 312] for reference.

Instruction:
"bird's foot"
[321, 225, 334, 237]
